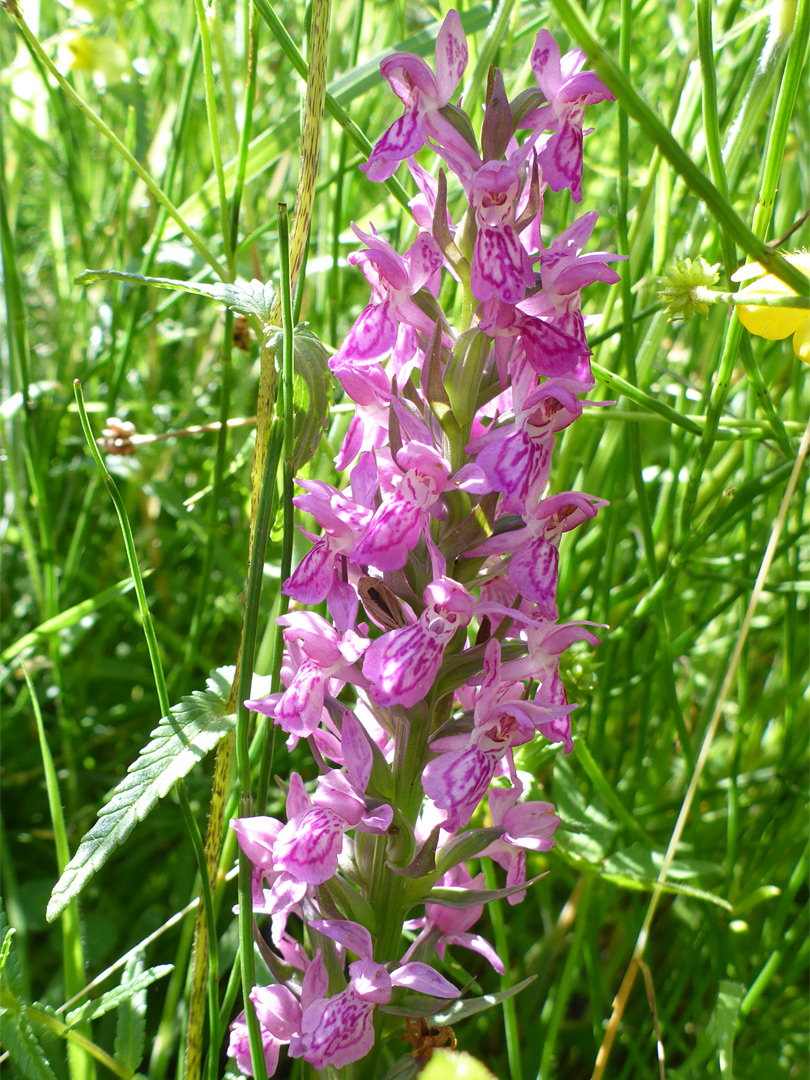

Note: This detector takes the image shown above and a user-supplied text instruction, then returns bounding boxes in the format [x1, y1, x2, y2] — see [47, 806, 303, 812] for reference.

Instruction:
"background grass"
[1, 0, 808, 1078]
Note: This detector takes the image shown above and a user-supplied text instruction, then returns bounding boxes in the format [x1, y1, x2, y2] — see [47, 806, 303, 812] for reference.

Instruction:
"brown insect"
[400, 1017, 457, 1060]
[357, 576, 409, 631]
[232, 315, 252, 351]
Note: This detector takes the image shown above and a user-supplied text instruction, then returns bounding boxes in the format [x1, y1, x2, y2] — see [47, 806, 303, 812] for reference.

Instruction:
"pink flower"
[287, 920, 458, 1070]
[351, 441, 451, 571]
[283, 480, 372, 605]
[227, 1010, 283, 1077]
[361, 10, 476, 182]
[405, 863, 505, 973]
[522, 31, 613, 202]
[466, 492, 608, 616]
[330, 228, 444, 366]
[245, 612, 369, 743]
[362, 576, 474, 707]
[480, 783, 561, 903]
[470, 161, 535, 304]
[422, 638, 567, 828]
[468, 382, 583, 513]
[477, 296, 589, 387]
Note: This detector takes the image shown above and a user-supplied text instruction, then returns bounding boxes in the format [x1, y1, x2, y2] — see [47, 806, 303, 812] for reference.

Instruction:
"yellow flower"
[731, 252, 810, 365]
[57, 32, 129, 86]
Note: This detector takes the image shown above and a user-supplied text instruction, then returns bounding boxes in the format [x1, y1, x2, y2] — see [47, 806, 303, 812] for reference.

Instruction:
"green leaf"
[75, 270, 275, 323]
[65, 964, 172, 1028]
[0, 1011, 58, 1080]
[421, 1049, 497, 1080]
[434, 827, 506, 878]
[113, 954, 148, 1076]
[420, 874, 545, 910]
[0, 918, 23, 1001]
[380, 977, 536, 1023]
[46, 669, 235, 922]
[1, 575, 146, 666]
[708, 980, 745, 1080]
[266, 326, 332, 470]
[594, 846, 732, 909]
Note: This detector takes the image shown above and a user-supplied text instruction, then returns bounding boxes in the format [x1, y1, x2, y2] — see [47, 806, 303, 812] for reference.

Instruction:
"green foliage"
[1, 0, 808, 1077]
[46, 670, 234, 922]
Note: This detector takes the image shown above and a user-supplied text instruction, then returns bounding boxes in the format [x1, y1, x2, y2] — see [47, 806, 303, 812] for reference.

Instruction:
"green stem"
[483, 860, 522, 1080]
[10, 12, 228, 280]
[193, 0, 233, 266]
[547, 0, 808, 295]
[24, 667, 95, 1080]
[23, 1005, 128, 1079]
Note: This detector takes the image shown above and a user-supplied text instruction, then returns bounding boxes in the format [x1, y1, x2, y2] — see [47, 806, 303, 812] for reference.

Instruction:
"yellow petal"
[793, 320, 810, 365]
[736, 254, 810, 342]
[737, 274, 806, 339]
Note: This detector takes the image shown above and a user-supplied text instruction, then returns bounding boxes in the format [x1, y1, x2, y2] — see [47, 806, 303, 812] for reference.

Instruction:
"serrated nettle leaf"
[46, 669, 235, 923]
[0, 1011, 58, 1080]
[115, 953, 149, 1076]
[74, 270, 275, 325]
[65, 965, 173, 1027]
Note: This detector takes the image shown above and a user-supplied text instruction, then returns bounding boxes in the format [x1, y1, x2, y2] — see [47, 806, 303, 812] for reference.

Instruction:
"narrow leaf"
[709, 980, 745, 1080]
[65, 965, 172, 1027]
[420, 873, 546, 910]
[75, 270, 275, 324]
[114, 954, 149, 1077]
[46, 669, 235, 922]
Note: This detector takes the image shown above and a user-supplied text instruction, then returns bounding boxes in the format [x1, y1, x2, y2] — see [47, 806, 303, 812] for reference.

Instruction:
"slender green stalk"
[722, 0, 797, 181]
[182, 311, 235, 682]
[24, 665, 95, 1080]
[230, 0, 259, 244]
[750, 0, 810, 241]
[192, 0, 233, 266]
[107, 34, 203, 410]
[536, 875, 593, 1080]
[73, 382, 170, 715]
[696, 0, 729, 203]
[482, 860, 522, 1080]
[10, 11, 227, 280]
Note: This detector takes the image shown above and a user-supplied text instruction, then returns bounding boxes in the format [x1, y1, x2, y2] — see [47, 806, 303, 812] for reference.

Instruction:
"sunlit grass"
[1, 0, 808, 1077]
